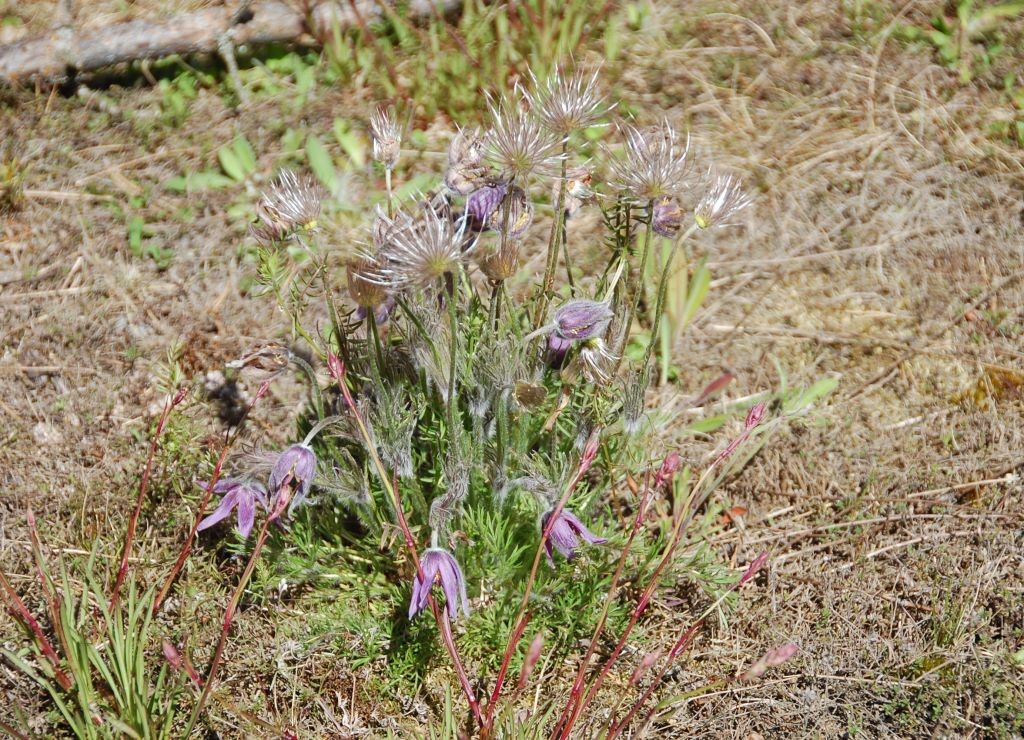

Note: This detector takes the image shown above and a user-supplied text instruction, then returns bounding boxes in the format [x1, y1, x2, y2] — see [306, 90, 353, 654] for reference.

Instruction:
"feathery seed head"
[486, 93, 564, 179]
[373, 202, 474, 290]
[609, 121, 692, 202]
[369, 107, 402, 170]
[254, 169, 325, 240]
[529, 67, 607, 135]
[694, 170, 752, 229]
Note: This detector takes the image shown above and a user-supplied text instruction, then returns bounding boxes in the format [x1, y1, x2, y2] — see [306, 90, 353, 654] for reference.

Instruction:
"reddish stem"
[183, 508, 275, 736]
[330, 356, 482, 726]
[482, 611, 531, 733]
[492, 430, 601, 709]
[153, 381, 269, 615]
[110, 387, 188, 613]
[553, 467, 659, 736]
[607, 622, 701, 738]
[0, 568, 72, 691]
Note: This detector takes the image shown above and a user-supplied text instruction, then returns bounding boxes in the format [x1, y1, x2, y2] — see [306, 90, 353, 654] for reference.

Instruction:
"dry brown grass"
[2, 0, 1023, 737]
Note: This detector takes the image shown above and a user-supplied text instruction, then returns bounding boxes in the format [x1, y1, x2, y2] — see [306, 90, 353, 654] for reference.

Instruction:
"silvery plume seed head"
[556, 167, 594, 219]
[369, 107, 402, 170]
[373, 203, 474, 290]
[694, 170, 752, 229]
[269, 443, 317, 515]
[541, 508, 607, 566]
[196, 478, 267, 539]
[610, 121, 692, 202]
[651, 195, 684, 237]
[446, 127, 490, 195]
[486, 92, 564, 179]
[554, 299, 614, 341]
[409, 548, 470, 621]
[254, 169, 325, 240]
[529, 67, 606, 135]
[570, 337, 618, 385]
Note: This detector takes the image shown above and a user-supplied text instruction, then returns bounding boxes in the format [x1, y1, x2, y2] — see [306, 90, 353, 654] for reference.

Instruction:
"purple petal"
[408, 572, 424, 619]
[236, 493, 256, 539]
[196, 490, 239, 532]
[548, 516, 580, 559]
[562, 510, 607, 545]
[544, 540, 556, 568]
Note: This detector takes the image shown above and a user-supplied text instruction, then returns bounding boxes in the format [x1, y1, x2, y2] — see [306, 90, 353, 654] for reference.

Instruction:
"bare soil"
[2, 1, 1023, 737]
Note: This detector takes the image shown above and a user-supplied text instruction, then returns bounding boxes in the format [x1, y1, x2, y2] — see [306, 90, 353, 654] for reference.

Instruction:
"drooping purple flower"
[408, 548, 470, 621]
[545, 334, 573, 369]
[541, 508, 607, 566]
[554, 299, 614, 341]
[466, 183, 508, 231]
[269, 443, 317, 515]
[196, 478, 267, 539]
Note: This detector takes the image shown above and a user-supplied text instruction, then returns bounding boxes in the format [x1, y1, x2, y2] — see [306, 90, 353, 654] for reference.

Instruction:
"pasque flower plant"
[194, 64, 787, 736]
[0, 64, 817, 739]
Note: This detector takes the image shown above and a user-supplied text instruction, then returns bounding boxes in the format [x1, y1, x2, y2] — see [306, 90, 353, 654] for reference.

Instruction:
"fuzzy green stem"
[330, 360, 482, 725]
[640, 222, 699, 373]
[366, 309, 386, 386]
[445, 274, 461, 446]
[533, 143, 570, 331]
[384, 167, 394, 219]
[183, 513, 273, 736]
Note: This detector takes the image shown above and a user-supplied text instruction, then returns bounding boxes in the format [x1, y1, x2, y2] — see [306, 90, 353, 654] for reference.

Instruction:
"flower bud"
[554, 299, 614, 341]
[652, 195, 684, 237]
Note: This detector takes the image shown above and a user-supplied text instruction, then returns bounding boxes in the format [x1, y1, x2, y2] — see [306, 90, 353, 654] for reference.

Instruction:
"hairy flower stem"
[563, 461, 724, 736]
[488, 281, 502, 329]
[481, 610, 531, 735]
[561, 215, 575, 294]
[554, 469, 658, 735]
[329, 357, 482, 725]
[384, 167, 394, 219]
[445, 276, 461, 445]
[183, 513, 274, 737]
[366, 310, 386, 387]
[493, 430, 601, 713]
[640, 223, 698, 373]
[533, 142, 569, 331]
[0, 567, 72, 690]
[110, 387, 188, 614]
[153, 381, 270, 615]
[612, 199, 655, 371]
[394, 294, 444, 375]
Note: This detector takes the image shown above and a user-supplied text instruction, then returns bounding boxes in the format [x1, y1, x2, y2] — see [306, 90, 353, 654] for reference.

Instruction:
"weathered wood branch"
[0, 0, 461, 84]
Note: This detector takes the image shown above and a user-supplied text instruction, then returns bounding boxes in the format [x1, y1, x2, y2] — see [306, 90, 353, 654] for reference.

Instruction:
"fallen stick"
[0, 0, 461, 84]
